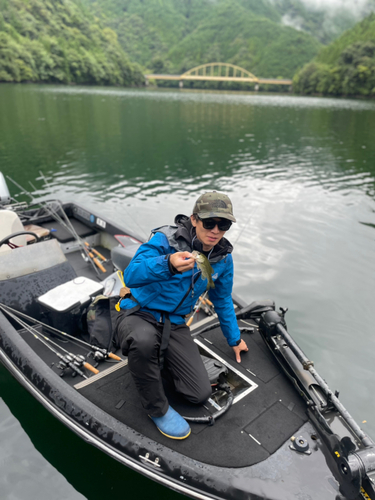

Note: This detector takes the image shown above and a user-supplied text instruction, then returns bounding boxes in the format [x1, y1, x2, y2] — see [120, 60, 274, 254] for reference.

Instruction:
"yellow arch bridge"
[145, 63, 292, 88]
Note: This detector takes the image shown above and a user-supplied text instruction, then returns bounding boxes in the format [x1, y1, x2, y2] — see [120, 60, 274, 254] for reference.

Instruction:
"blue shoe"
[150, 406, 191, 440]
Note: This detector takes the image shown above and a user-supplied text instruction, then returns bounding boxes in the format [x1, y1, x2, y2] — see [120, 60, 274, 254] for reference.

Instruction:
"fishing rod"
[0, 303, 121, 362]
[186, 290, 217, 327]
[84, 241, 108, 263]
[8, 175, 101, 276]
[0, 305, 97, 373]
[43, 198, 106, 276]
[186, 291, 208, 326]
[36, 174, 106, 275]
[37, 172, 96, 262]
[199, 294, 215, 315]
[0, 306, 96, 379]
[38, 173, 111, 268]
[7, 175, 104, 278]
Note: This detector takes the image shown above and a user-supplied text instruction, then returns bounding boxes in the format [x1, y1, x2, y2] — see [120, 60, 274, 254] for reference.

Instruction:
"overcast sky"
[299, 0, 374, 11]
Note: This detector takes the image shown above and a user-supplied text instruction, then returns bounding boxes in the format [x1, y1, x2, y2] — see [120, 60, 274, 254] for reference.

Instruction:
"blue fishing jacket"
[120, 218, 241, 346]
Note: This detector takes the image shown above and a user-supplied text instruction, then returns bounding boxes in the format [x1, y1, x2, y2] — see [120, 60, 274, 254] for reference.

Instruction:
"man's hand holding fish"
[169, 252, 196, 273]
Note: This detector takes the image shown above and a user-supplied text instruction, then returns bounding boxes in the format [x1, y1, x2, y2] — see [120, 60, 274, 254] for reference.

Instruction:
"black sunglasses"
[196, 215, 232, 231]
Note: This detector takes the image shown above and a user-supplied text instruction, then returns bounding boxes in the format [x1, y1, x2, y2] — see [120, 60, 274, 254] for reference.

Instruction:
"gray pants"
[115, 312, 212, 417]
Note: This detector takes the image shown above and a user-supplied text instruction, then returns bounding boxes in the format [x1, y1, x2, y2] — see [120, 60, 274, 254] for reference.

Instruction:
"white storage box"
[38, 277, 104, 312]
[38, 277, 104, 335]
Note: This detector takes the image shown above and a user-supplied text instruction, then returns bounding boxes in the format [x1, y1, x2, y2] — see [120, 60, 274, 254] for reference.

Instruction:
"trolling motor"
[259, 307, 375, 500]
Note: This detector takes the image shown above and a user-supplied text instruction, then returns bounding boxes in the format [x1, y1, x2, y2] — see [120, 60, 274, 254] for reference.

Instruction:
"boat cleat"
[139, 452, 161, 468]
[290, 435, 311, 455]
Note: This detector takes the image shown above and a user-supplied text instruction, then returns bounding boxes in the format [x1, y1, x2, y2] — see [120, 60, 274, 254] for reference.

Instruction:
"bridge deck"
[145, 74, 292, 85]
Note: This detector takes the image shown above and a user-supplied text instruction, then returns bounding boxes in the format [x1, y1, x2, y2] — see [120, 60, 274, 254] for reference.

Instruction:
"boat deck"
[76, 324, 307, 468]
[19, 316, 308, 468]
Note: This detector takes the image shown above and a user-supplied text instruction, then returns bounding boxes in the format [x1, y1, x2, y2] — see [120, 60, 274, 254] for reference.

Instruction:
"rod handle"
[85, 242, 106, 261]
[108, 352, 122, 361]
[83, 362, 99, 374]
[87, 251, 106, 272]
[93, 257, 106, 273]
[186, 315, 194, 327]
[86, 249, 106, 272]
[92, 248, 106, 261]
[200, 297, 213, 306]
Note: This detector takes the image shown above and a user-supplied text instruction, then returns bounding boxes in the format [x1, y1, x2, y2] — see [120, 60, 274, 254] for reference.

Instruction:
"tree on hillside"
[293, 40, 375, 96]
[0, 0, 144, 85]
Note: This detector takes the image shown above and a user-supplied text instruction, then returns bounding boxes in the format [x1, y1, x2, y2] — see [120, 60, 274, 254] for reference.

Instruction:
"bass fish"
[192, 251, 215, 290]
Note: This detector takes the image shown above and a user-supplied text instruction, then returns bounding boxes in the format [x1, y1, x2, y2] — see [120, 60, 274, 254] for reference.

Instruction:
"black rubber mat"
[245, 401, 305, 454]
[41, 218, 96, 242]
[197, 326, 280, 384]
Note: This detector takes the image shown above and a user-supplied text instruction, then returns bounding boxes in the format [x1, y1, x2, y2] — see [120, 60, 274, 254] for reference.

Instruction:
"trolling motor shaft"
[259, 307, 375, 500]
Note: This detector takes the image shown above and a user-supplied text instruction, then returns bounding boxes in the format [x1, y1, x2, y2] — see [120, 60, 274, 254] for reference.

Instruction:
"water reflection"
[34, 85, 375, 110]
[0, 399, 85, 500]
[1, 85, 374, 203]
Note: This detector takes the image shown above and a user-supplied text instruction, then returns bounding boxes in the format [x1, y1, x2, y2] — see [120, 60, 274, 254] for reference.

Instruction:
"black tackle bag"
[85, 295, 121, 351]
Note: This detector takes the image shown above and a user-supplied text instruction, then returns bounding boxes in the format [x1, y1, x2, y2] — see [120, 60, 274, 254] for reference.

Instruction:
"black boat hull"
[0, 310, 343, 500]
[1, 196, 374, 500]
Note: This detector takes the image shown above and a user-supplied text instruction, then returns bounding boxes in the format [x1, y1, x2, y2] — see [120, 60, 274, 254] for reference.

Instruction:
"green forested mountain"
[165, 1, 321, 78]
[86, 0, 321, 79]
[1, 0, 374, 88]
[0, 0, 144, 84]
[293, 14, 375, 96]
[85, 0, 283, 69]
[316, 13, 375, 66]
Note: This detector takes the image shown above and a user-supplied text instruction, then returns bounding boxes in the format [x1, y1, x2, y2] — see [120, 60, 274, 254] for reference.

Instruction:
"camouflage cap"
[192, 191, 236, 222]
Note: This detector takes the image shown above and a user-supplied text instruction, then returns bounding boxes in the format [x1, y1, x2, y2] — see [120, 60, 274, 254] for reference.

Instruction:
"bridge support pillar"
[254, 83, 259, 91]
[179, 80, 184, 88]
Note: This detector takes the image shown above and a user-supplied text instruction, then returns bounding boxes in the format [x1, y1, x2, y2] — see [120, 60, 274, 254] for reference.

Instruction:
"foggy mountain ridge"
[269, 0, 375, 43]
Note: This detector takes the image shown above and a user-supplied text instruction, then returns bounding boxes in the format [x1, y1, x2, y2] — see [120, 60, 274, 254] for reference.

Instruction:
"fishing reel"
[93, 350, 106, 361]
[87, 347, 108, 362]
[57, 354, 86, 378]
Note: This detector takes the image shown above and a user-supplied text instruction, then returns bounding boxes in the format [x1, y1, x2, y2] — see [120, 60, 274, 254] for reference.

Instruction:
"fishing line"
[0, 304, 121, 361]
[0, 306, 91, 378]
[8, 174, 103, 278]
[38, 196, 103, 278]
[232, 206, 258, 246]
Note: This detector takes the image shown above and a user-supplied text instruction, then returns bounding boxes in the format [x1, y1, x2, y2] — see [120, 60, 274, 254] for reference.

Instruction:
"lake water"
[0, 83, 374, 499]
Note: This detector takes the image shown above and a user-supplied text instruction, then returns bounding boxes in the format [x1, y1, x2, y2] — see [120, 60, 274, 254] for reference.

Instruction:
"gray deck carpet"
[76, 323, 307, 468]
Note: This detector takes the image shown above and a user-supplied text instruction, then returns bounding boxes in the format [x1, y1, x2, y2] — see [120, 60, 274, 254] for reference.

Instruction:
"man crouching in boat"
[114, 191, 248, 440]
